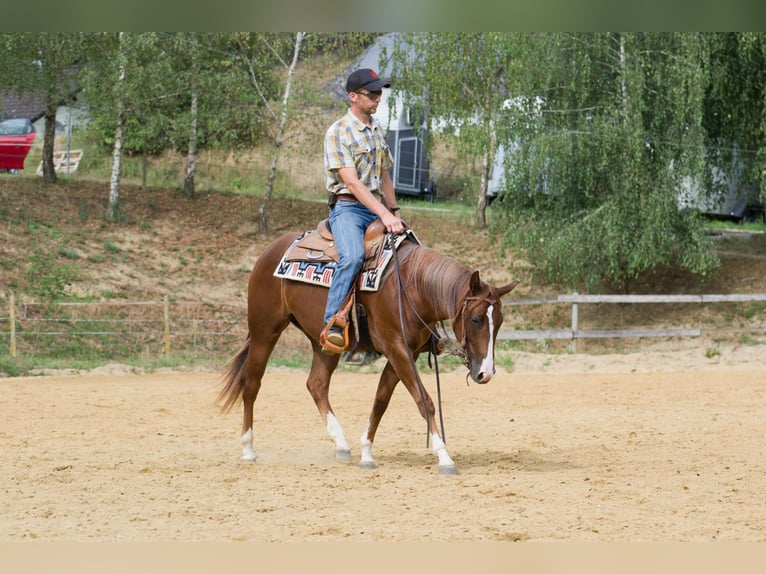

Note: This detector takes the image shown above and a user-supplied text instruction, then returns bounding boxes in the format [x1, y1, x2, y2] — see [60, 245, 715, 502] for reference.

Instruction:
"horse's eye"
[471, 315, 482, 327]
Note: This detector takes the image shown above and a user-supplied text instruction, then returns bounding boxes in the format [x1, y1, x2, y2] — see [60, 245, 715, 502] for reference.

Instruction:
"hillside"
[0, 178, 517, 304]
[1, 177, 765, 367]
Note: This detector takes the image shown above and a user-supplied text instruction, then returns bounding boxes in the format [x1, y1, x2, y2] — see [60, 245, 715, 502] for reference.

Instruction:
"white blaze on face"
[478, 304, 495, 378]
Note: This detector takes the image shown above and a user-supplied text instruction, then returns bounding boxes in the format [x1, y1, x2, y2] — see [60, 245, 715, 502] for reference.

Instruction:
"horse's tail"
[217, 337, 250, 414]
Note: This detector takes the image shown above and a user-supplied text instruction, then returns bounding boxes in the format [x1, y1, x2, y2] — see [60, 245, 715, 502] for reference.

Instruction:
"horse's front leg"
[306, 342, 352, 463]
[429, 431, 457, 474]
[362, 356, 458, 475]
[397, 351, 458, 475]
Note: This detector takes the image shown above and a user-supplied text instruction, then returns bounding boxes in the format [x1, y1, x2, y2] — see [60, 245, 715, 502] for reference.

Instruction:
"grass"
[705, 219, 766, 233]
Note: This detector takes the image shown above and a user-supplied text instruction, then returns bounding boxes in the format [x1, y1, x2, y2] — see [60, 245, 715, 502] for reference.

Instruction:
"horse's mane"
[400, 243, 472, 319]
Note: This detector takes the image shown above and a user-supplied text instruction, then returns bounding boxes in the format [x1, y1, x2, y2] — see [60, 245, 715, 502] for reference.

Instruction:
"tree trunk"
[107, 32, 127, 221]
[184, 84, 199, 198]
[476, 127, 496, 228]
[107, 118, 124, 221]
[618, 34, 629, 127]
[184, 34, 199, 198]
[476, 149, 491, 227]
[258, 32, 304, 232]
[142, 142, 148, 188]
[41, 103, 58, 184]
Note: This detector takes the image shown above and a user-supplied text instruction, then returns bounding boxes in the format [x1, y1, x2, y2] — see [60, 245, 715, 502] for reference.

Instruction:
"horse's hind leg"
[239, 329, 285, 461]
[305, 340, 350, 463]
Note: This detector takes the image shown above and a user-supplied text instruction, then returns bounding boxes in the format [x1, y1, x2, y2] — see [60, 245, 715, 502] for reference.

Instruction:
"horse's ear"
[469, 271, 482, 294]
[496, 279, 520, 297]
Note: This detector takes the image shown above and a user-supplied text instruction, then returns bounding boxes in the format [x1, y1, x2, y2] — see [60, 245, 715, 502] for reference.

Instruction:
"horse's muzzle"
[471, 367, 494, 384]
[469, 357, 495, 384]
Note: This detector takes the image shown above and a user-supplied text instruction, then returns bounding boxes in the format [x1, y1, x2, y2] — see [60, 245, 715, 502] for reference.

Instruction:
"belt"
[336, 191, 382, 202]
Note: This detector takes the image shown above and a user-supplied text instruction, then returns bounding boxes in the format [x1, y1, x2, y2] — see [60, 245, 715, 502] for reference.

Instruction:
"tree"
[183, 33, 200, 198]
[83, 32, 173, 219]
[84, 32, 270, 198]
[390, 33, 524, 227]
[107, 32, 127, 221]
[490, 33, 720, 292]
[0, 33, 86, 183]
[703, 32, 766, 198]
[259, 32, 305, 232]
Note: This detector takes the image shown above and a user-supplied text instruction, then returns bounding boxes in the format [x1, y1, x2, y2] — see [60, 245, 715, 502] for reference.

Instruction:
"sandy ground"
[1, 342, 764, 543]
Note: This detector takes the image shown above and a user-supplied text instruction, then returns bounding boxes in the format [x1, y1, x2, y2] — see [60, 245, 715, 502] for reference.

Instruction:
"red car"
[0, 118, 36, 172]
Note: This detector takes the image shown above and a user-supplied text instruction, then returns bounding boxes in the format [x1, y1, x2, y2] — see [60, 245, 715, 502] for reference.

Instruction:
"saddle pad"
[273, 231, 411, 292]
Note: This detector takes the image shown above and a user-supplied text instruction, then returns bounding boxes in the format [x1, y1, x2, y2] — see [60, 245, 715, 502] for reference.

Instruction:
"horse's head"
[453, 272, 519, 384]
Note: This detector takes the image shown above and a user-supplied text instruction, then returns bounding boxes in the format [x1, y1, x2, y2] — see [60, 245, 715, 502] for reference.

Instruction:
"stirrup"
[320, 318, 348, 354]
[320, 292, 355, 354]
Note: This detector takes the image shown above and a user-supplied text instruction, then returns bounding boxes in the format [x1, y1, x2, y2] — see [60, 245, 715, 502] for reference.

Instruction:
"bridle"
[455, 293, 501, 370]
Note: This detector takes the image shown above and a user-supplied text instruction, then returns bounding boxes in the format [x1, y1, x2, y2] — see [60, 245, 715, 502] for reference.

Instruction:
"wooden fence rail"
[1, 292, 765, 358]
[500, 292, 766, 344]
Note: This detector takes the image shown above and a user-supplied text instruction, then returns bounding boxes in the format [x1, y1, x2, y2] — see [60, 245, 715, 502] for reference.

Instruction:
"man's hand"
[381, 211, 405, 234]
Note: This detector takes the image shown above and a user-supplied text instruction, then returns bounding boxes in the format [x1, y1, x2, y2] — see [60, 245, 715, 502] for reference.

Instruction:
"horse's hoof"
[335, 449, 352, 464]
[359, 461, 377, 470]
[240, 454, 256, 463]
[438, 464, 459, 475]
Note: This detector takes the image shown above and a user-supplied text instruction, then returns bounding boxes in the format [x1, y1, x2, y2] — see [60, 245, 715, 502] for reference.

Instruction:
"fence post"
[9, 292, 16, 358]
[163, 294, 171, 357]
[570, 292, 579, 353]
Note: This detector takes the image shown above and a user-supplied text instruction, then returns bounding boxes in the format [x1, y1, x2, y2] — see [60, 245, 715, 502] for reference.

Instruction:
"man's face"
[350, 89, 383, 115]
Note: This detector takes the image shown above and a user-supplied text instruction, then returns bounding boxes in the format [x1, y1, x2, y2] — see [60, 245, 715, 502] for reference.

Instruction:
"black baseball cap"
[346, 68, 391, 93]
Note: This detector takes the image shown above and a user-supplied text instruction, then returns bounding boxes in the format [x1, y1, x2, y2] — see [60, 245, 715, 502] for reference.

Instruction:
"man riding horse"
[217, 68, 519, 474]
[321, 68, 405, 351]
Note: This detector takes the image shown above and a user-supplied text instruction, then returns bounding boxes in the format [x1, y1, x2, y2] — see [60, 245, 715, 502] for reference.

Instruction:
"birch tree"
[259, 32, 305, 232]
[183, 33, 199, 198]
[106, 32, 127, 221]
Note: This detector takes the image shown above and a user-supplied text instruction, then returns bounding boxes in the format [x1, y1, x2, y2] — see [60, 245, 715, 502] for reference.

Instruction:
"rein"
[386, 233, 500, 446]
[388, 232, 446, 447]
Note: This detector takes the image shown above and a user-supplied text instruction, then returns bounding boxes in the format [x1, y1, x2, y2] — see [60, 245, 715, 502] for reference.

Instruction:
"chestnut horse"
[218, 229, 518, 474]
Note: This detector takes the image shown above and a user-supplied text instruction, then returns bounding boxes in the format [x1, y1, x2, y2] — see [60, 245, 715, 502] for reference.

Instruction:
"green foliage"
[495, 190, 720, 291]
[489, 33, 721, 291]
[4, 32, 765, 293]
[389, 32, 764, 290]
[103, 241, 121, 254]
[704, 346, 720, 359]
[82, 33, 273, 156]
[24, 248, 80, 301]
[703, 33, 766, 193]
[390, 33, 527, 224]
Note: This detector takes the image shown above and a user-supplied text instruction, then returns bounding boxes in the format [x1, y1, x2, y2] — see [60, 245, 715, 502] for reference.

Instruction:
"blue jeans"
[324, 200, 379, 325]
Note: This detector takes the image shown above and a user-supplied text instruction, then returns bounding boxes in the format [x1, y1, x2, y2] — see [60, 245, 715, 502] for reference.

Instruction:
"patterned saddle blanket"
[273, 219, 415, 292]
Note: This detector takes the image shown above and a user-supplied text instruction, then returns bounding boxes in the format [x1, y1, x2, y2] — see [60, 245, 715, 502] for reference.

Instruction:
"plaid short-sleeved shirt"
[324, 109, 393, 196]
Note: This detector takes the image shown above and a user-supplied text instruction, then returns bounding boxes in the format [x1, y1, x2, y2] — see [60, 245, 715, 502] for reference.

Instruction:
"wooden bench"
[36, 149, 83, 176]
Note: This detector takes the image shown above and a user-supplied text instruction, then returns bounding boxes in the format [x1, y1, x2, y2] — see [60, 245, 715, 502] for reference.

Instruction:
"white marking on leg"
[240, 428, 256, 461]
[478, 304, 496, 380]
[431, 432, 455, 468]
[360, 420, 375, 467]
[326, 413, 350, 452]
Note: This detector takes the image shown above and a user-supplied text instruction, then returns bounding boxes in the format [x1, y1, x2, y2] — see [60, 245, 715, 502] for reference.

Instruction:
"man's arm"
[337, 166, 404, 234]
[380, 170, 399, 214]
